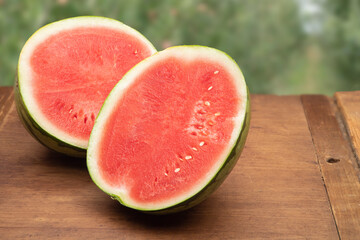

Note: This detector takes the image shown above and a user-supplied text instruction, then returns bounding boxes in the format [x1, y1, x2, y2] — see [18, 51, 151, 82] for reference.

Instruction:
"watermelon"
[87, 46, 250, 214]
[15, 16, 156, 157]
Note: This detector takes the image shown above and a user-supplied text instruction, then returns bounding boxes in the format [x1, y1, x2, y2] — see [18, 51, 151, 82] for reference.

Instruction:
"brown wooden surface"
[302, 95, 360, 240]
[335, 91, 360, 165]
[0, 86, 353, 239]
[0, 87, 13, 128]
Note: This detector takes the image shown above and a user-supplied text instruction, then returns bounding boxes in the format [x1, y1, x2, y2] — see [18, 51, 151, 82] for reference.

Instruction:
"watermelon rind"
[87, 46, 250, 213]
[15, 16, 157, 157]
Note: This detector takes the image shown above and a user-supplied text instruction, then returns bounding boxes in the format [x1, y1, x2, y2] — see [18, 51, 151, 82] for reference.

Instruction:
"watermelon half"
[87, 46, 250, 214]
[15, 16, 156, 157]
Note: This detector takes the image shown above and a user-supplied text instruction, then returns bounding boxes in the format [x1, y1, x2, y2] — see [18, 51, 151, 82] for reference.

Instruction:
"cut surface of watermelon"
[16, 16, 156, 155]
[87, 46, 250, 213]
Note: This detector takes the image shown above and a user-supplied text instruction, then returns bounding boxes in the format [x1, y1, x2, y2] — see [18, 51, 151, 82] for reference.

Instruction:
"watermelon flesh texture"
[31, 27, 154, 142]
[94, 50, 247, 210]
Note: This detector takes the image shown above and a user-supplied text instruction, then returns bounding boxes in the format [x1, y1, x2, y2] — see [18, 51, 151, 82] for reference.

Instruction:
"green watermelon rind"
[15, 16, 157, 157]
[87, 45, 250, 214]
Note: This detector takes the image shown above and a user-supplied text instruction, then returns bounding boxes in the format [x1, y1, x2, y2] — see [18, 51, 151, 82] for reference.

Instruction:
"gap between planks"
[301, 94, 360, 240]
[335, 91, 360, 168]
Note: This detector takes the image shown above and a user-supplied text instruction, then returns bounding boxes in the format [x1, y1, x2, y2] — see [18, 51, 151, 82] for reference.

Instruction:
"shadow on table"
[41, 148, 216, 234]
[41, 149, 87, 169]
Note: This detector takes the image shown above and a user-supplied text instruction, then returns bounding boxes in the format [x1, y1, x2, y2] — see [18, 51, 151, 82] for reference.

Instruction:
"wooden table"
[1, 86, 360, 239]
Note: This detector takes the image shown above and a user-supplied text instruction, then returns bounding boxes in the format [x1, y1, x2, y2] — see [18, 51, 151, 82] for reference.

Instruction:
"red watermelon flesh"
[98, 57, 241, 204]
[31, 27, 154, 141]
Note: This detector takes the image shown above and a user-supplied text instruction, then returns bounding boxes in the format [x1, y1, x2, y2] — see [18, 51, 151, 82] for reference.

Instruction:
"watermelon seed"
[196, 109, 206, 115]
[84, 115, 88, 124]
[73, 113, 78, 120]
[174, 168, 180, 173]
[204, 101, 210, 106]
[200, 130, 209, 136]
[185, 155, 192, 160]
[208, 120, 215, 126]
[91, 113, 95, 121]
[176, 154, 184, 161]
[208, 86, 213, 91]
[134, 49, 138, 54]
[199, 141, 205, 146]
[214, 70, 219, 74]
[192, 147, 198, 151]
[214, 112, 221, 117]
[69, 109, 73, 113]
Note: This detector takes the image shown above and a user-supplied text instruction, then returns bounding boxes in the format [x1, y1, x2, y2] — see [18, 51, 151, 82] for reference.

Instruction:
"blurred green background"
[0, 0, 359, 94]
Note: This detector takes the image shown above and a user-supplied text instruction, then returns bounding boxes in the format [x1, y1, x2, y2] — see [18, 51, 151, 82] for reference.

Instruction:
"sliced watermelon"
[87, 46, 250, 213]
[15, 16, 156, 157]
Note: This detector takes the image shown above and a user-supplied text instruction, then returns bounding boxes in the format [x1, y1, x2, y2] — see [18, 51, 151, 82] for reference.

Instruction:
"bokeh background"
[0, 0, 359, 94]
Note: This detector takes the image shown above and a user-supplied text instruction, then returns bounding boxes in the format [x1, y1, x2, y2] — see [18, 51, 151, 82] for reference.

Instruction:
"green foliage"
[0, 0, 358, 94]
[321, 0, 360, 90]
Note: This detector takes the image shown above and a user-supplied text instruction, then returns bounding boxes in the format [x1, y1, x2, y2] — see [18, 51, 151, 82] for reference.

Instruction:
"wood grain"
[0, 87, 14, 129]
[302, 95, 360, 240]
[0, 91, 338, 239]
[335, 91, 360, 164]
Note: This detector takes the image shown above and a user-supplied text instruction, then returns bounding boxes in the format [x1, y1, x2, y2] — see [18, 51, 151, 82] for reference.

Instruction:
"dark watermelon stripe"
[14, 75, 86, 158]
[131, 90, 250, 214]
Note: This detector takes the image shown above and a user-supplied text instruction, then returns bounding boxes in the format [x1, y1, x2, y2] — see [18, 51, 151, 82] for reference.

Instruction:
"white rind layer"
[87, 46, 248, 211]
[18, 16, 157, 149]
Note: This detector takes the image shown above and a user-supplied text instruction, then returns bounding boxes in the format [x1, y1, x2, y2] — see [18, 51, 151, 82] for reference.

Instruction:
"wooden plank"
[302, 95, 360, 240]
[335, 91, 360, 164]
[0, 87, 14, 128]
[0, 92, 338, 239]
